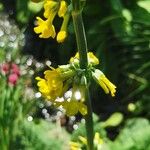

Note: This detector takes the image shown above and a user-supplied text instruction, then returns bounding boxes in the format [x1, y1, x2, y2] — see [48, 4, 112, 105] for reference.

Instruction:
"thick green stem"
[72, 11, 88, 69]
[72, 3, 94, 150]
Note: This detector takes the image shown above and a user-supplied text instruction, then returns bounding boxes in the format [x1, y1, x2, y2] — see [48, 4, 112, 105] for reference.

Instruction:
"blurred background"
[0, 0, 150, 149]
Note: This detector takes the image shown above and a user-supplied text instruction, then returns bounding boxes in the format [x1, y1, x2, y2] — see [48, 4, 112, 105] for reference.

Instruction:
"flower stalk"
[72, 0, 94, 149]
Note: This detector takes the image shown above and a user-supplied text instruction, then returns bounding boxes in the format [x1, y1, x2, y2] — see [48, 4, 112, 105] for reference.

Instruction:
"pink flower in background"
[8, 73, 19, 85]
[1, 62, 20, 86]
[11, 63, 20, 76]
[1, 63, 10, 74]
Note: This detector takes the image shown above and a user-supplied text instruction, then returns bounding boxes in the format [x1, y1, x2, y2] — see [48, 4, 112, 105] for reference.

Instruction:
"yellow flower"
[92, 69, 116, 97]
[70, 52, 99, 66]
[36, 68, 63, 100]
[88, 52, 99, 65]
[58, 1, 68, 17]
[44, 69, 63, 97]
[56, 100, 87, 116]
[94, 132, 103, 146]
[43, 0, 58, 18]
[56, 31, 67, 43]
[57, 13, 70, 43]
[34, 0, 69, 41]
[70, 132, 104, 150]
[35, 77, 51, 99]
[34, 17, 56, 38]
[70, 142, 81, 150]
[78, 136, 87, 145]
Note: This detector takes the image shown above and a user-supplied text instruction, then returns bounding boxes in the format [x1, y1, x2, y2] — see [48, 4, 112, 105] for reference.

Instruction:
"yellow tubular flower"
[44, 69, 63, 98]
[88, 52, 99, 65]
[44, 0, 58, 18]
[36, 68, 64, 100]
[56, 100, 87, 116]
[57, 13, 70, 43]
[35, 77, 51, 99]
[57, 31, 67, 43]
[58, 1, 68, 17]
[92, 69, 116, 97]
[34, 17, 56, 38]
[34, 0, 70, 41]
[70, 52, 99, 66]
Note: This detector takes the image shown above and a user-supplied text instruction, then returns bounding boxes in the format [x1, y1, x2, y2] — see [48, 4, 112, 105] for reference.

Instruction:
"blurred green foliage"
[0, 12, 70, 149]
[14, 120, 69, 150]
[110, 118, 150, 150]
[71, 115, 150, 150]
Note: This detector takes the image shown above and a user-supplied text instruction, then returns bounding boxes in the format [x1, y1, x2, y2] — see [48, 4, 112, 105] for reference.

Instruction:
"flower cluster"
[33, 0, 70, 43]
[70, 52, 116, 97]
[36, 65, 87, 116]
[70, 132, 104, 150]
[36, 52, 116, 116]
[1, 63, 20, 85]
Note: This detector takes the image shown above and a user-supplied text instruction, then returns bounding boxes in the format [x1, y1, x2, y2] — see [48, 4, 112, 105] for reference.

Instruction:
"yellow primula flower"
[35, 77, 51, 99]
[92, 69, 116, 97]
[88, 52, 99, 65]
[56, 31, 67, 43]
[36, 68, 64, 100]
[43, 0, 58, 18]
[34, 16, 56, 38]
[58, 1, 68, 17]
[56, 100, 87, 116]
[56, 13, 70, 43]
[44, 69, 63, 97]
[70, 52, 99, 66]
[34, 0, 69, 42]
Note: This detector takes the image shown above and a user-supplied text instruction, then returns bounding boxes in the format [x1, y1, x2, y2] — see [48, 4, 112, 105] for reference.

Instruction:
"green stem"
[72, 2, 94, 150]
[72, 11, 88, 69]
[84, 85, 94, 150]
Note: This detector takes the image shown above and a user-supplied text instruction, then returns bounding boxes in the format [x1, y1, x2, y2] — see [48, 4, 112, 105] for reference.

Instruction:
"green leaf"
[110, 118, 150, 150]
[28, 1, 44, 13]
[102, 112, 123, 127]
[137, 0, 150, 13]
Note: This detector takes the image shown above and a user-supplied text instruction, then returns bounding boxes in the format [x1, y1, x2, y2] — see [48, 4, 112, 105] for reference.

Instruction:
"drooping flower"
[35, 51, 116, 118]
[56, 100, 87, 116]
[58, 1, 68, 17]
[33, 0, 69, 42]
[56, 12, 70, 43]
[43, 0, 58, 18]
[36, 77, 51, 99]
[34, 17, 56, 38]
[57, 31, 67, 43]
[36, 68, 63, 100]
[92, 69, 116, 97]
